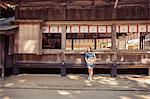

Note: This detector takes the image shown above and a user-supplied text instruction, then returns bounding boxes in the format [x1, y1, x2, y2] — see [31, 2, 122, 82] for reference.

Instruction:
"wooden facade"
[12, 20, 150, 77]
[1, 0, 150, 78]
[2, 0, 150, 20]
[15, 1, 150, 20]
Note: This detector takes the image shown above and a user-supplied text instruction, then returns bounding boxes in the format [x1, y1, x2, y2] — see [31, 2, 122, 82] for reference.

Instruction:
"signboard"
[43, 24, 150, 33]
[71, 26, 79, 33]
[120, 25, 128, 33]
[129, 25, 138, 33]
[80, 26, 88, 33]
[138, 25, 146, 32]
[148, 25, 150, 32]
[50, 26, 58, 33]
[42, 26, 49, 33]
[98, 26, 106, 33]
[107, 26, 112, 33]
[42, 26, 61, 33]
[89, 26, 97, 33]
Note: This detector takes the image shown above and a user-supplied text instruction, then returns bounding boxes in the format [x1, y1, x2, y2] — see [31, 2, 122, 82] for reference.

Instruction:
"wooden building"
[0, 0, 150, 78]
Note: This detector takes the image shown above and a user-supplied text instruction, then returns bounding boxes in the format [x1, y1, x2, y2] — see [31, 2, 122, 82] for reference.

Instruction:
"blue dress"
[84, 52, 96, 68]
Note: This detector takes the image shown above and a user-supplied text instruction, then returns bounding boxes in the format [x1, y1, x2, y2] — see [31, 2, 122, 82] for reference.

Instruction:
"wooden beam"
[20, 1, 58, 7]
[44, 20, 150, 26]
[14, 20, 43, 24]
[113, 0, 119, 9]
[117, 4, 150, 8]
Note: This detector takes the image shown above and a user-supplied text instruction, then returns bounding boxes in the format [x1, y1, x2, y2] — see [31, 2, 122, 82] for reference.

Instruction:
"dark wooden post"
[111, 24, 117, 77]
[111, 8, 117, 77]
[148, 67, 150, 76]
[61, 25, 67, 76]
[0, 35, 5, 79]
[12, 54, 19, 75]
[15, 5, 19, 19]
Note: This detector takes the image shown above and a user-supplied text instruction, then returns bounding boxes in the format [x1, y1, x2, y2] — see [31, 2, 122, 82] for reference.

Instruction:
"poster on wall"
[42, 26, 61, 33]
[127, 39, 140, 49]
[98, 26, 106, 33]
[89, 26, 97, 33]
[42, 26, 49, 33]
[80, 26, 88, 33]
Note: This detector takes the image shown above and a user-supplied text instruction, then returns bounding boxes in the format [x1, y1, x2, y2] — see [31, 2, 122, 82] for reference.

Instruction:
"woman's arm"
[84, 53, 88, 63]
[91, 53, 96, 63]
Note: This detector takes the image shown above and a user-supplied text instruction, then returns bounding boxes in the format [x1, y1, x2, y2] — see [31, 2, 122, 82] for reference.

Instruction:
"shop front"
[13, 20, 150, 76]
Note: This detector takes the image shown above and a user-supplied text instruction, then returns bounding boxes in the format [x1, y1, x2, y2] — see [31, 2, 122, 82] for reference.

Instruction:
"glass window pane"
[144, 33, 150, 50]
[42, 33, 61, 49]
[66, 33, 112, 50]
[117, 33, 141, 50]
[73, 39, 95, 50]
[66, 39, 72, 50]
[96, 38, 111, 50]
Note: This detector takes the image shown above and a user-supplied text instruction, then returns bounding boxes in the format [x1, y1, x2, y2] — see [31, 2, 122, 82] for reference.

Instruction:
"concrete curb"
[1, 86, 150, 91]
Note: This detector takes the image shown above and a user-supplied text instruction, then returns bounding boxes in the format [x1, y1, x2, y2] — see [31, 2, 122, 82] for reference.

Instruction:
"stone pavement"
[0, 74, 150, 91]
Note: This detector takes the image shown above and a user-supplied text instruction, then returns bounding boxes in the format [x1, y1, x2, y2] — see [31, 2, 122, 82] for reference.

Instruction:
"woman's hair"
[87, 47, 92, 52]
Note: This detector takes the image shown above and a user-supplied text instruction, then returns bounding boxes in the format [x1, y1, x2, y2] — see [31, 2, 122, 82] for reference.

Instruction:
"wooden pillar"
[12, 54, 19, 75]
[0, 35, 2, 78]
[111, 24, 117, 77]
[0, 35, 5, 79]
[61, 25, 67, 76]
[38, 24, 42, 55]
[61, 25, 66, 50]
[111, 9, 117, 77]
[148, 67, 150, 76]
[13, 30, 19, 75]
[15, 5, 19, 19]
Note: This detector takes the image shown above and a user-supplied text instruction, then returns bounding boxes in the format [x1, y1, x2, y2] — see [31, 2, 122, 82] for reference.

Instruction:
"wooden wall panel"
[18, 24, 41, 54]
[18, 6, 66, 20]
[17, 5, 149, 20]
[67, 7, 112, 21]
[14, 31, 19, 53]
[116, 7, 149, 20]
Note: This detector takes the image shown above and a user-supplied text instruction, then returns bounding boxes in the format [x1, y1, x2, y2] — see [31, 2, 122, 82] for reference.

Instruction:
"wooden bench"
[13, 60, 150, 76]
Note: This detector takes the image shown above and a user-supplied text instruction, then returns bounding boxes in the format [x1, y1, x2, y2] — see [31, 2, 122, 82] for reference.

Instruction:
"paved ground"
[1, 89, 150, 99]
[0, 74, 150, 99]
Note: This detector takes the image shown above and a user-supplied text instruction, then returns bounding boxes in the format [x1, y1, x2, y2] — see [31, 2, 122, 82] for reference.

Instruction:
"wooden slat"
[18, 23, 41, 54]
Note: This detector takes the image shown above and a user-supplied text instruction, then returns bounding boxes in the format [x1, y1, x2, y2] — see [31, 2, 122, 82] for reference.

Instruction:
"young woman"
[84, 47, 96, 81]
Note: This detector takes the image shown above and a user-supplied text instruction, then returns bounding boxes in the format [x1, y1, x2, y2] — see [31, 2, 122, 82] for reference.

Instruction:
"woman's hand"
[87, 58, 96, 64]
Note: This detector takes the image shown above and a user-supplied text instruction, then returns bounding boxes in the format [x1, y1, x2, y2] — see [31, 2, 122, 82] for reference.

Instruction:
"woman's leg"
[88, 66, 93, 80]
